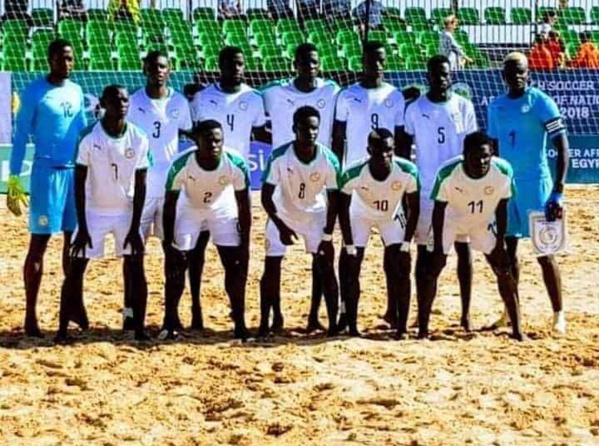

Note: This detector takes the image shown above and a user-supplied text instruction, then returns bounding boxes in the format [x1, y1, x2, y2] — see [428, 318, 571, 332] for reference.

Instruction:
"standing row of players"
[7, 38, 569, 341]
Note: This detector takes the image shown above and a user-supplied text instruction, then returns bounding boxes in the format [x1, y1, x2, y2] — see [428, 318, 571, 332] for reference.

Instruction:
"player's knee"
[537, 254, 555, 267]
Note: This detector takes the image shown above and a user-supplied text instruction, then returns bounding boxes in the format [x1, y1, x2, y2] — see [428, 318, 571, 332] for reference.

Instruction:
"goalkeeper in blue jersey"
[7, 39, 87, 337]
[487, 52, 569, 335]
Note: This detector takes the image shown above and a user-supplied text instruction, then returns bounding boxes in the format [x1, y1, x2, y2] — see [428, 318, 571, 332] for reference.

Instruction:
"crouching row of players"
[56, 86, 524, 342]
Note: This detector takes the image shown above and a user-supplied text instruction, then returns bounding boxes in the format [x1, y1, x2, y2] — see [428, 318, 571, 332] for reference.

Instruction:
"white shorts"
[442, 220, 496, 255]
[350, 214, 405, 248]
[415, 198, 469, 246]
[265, 214, 325, 257]
[74, 211, 140, 259]
[141, 196, 164, 240]
[173, 207, 239, 251]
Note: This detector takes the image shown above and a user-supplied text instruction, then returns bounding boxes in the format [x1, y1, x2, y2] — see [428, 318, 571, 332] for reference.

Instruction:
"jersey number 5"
[437, 127, 445, 144]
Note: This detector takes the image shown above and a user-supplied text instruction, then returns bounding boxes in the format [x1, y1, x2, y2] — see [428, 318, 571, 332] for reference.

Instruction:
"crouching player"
[339, 128, 420, 338]
[160, 120, 251, 341]
[56, 85, 151, 342]
[418, 131, 524, 341]
[259, 106, 340, 337]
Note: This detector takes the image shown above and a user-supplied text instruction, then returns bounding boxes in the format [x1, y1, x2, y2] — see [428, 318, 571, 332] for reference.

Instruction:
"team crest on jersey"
[310, 172, 321, 182]
[218, 175, 229, 186]
[170, 108, 180, 119]
[187, 174, 196, 182]
[521, 105, 531, 113]
[484, 186, 495, 195]
[125, 148, 135, 159]
[38, 215, 48, 227]
[316, 99, 326, 109]
[385, 99, 394, 108]
[239, 101, 248, 111]
[391, 181, 402, 191]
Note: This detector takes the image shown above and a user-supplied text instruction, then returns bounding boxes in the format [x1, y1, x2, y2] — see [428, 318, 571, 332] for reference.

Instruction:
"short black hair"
[144, 50, 168, 65]
[190, 119, 222, 138]
[219, 46, 244, 65]
[363, 40, 385, 55]
[295, 43, 318, 61]
[101, 84, 126, 100]
[368, 128, 394, 145]
[427, 54, 450, 72]
[463, 131, 492, 154]
[543, 10, 556, 22]
[48, 38, 72, 58]
[580, 31, 591, 42]
[293, 105, 320, 126]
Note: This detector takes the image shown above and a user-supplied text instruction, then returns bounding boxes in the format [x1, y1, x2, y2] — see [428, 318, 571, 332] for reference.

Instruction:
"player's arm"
[261, 183, 283, 227]
[124, 168, 147, 256]
[430, 200, 448, 274]
[233, 159, 252, 247]
[551, 133, 569, 195]
[10, 86, 36, 176]
[75, 89, 88, 133]
[494, 198, 509, 249]
[338, 191, 353, 247]
[162, 190, 179, 247]
[395, 128, 413, 160]
[403, 190, 420, 243]
[252, 124, 272, 145]
[70, 163, 93, 257]
[332, 120, 346, 164]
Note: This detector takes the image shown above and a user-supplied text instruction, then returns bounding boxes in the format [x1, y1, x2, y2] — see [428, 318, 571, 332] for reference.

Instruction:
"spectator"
[59, 0, 88, 21]
[2, 0, 30, 22]
[218, 0, 242, 19]
[569, 31, 599, 69]
[353, 0, 384, 32]
[108, 0, 140, 24]
[538, 10, 557, 36]
[297, 0, 319, 23]
[323, 0, 350, 22]
[267, 0, 293, 20]
[547, 30, 565, 68]
[529, 35, 555, 70]
[440, 15, 472, 70]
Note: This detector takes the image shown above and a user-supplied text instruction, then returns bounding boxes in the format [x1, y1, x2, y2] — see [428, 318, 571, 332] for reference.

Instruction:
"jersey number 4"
[226, 114, 235, 132]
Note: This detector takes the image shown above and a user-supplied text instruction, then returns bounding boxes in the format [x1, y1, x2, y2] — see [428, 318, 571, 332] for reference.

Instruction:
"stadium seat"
[193, 7, 215, 21]
[3, 19, 29, 41]
[223, 19, 246, 37]
[367, 30, 387, 44]
[459, 8, 480, 25]
[590, 30, 599, 45]
[86, 20, 110, 47]
[393, 31, 416, 46]
[592, 7, 599, 25]
[204, 55, 219, 71]
[88, 50, 114, 71]
[348, 55, 362, 72]
[418, 30, 438, 45]
[247, 9, 269, 20]
[282, 31, 305, 47]
[383, 7, 401, 19]
[1, 37, 26, 60]
[2, 56, 27, 71]
[566, 42, 579, 58]
[195, 19, 220, 36]
[176, 56, 202, 71]
[244, 56, 261, 71]
[331, 18, 353, 34]
[404, 7, 427, 27]
[31, 56, 47, 71]
[472, 54, 491, 69]
[561, 7, 586, 25]
[425, 43, 439, 58]
[432, 8, 452, 27]
[31, 8, 54, 27]
[382, 17, 406, 33]
[561, 30, 579, 45]
[276, 19, 302, 37]
[398, 43, 421, 60]
[259, 45, 282, 60]
[115, 30, 137, 49]
[304, 19, 328, 35]
[32, 29, 56, 51]
[336, 30, 360, 48]
[510, 7, 532, 25]
[308, 31, 332, 46]
[405, 55, 426, 70]
[263, 56, 290, 72]
[454, 29, 470, 45]
[321, 55, 346, 72]
[111, 20, 137, 35]
[141, 8, 165, 30]
[250, 19, 273, 37]
[87, 8, 108, 21]
[162, 8, 185, 25]
[202, 44, 221, 59]
[58, 19, 84, 41]
[171, 28, 195, 49]
[385, 56, 404, 71]
[484, 7, 506, 25]
[342, 42, 362, 59]
[198, 32, 221, 48]
[254, 32, 276, 48]
[316, 42, 337, 59]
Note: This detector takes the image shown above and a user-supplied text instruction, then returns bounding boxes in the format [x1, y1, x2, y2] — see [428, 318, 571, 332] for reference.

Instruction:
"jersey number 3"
[153, 121, 161, 138]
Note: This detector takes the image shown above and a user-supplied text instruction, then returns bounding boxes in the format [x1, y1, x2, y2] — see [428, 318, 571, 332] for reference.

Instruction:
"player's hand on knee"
[6, 175, 29, 217]
[276, 222, 297, 245]
[124, 230, 145, 256]
[544, 191, 564, 222]
[71, 229, 93, 258]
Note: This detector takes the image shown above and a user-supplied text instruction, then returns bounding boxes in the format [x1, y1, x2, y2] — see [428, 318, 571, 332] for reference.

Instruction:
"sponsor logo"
[38, 215, 48, 227]
[421, 114, 430, 119]
[125, 148, 135, 159]
[485, 186, 494, 195]
[209, 99, 218, 108]
[352, 97, 362, 103]
[310, 172, 321, 182]
[454, 186, 464, 193]
[137, 107, 146, 114]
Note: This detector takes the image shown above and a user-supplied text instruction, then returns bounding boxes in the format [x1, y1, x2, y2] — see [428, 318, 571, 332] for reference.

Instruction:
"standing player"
[188, 45, 269, 330]
[262, 43, 340, 148]
[400, 55, 478, 331]
[55, 85, 150, 342]
[333, 40, 406, 328]
[161, 120, 251, 341]
[259, 106, 340, 337]
[126, 50, 192, 330]
[262, 42, 340, 332]
[339, 129, 420, 338]
[420, 131, 524, 341]
[7, 39, 87, 337]
[487, 52, 569, 334]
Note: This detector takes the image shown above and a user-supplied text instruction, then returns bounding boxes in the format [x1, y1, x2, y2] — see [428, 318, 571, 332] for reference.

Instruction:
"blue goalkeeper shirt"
[10, 76, 87, 175]
[487, 87, 566, 181]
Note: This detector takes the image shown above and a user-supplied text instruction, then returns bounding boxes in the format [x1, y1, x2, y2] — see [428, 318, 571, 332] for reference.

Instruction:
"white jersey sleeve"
[165, 151, 192, 192]
[225, 151, 251, 191]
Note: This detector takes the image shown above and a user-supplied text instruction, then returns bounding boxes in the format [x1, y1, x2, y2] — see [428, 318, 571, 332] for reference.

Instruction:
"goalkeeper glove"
[6, 175, 28, 217]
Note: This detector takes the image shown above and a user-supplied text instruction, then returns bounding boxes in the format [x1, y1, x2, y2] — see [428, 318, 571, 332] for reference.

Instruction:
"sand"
[0, 186, 597, 445]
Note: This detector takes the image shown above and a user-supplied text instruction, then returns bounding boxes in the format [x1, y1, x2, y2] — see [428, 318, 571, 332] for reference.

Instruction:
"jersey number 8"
[298, 182, 306, 199]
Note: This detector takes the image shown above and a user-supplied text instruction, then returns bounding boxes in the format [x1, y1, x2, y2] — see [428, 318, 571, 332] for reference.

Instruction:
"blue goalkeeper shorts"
[507, 176, 552, 238]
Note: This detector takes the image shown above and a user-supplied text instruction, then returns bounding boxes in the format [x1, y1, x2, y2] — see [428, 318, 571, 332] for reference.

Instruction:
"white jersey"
[262, 77, 340, 148]
[166, 148, 249, 219]
[76, 121, 151, 215]
[431, 156, 515, 231]
[405, 93, 477, 197]
[341, 157, 419, 221]
[128, 87, 192, 198]
[190, 83, 267, 160]
[335, 82, 405, 166]
[262, 142, 340, 226]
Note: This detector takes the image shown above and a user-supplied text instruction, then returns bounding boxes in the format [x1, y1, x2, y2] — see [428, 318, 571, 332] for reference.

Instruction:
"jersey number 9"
[370, 113, 379, 129]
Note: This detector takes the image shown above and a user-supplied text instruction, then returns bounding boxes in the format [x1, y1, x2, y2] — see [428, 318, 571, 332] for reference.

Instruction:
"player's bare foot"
[337, 313, 348, 332]
[134, 330, 152, 341]
[484, 311, 510, 331]
[306, 319, 326, 333]
[511, 332, 528, 342]
[122, 308, 135, 331]
[24, 318, 43, 338]
[552, 312, 566, 336]
[70, 308, 89, 331]
[460, 315, 472, 332]
[396, 331, 408, 341]
[348, 327, 361, 337]
[326, 325, 339, 337]
[54, 331, 73, 344]
[257, 323, 271, 339]
[234, 325, 250, 342]
[417, 330, 430, 340]
[271, 314, 284, 333]
[383, 312, 398, 329]
[158, 328, 179, 340]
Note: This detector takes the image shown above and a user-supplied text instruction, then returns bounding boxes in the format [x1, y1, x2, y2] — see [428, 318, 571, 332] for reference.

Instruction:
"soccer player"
[487, 52, 569, 334]
[188, 45, 269, 330]
[339, 128, 420, 338]
[262, 43, 340, 148]
[7, 39, 87, 337]
[420, 131, 524, 341]
[126, 50, 192, 330]
[333, 40, 406, 329]
[55, 85, 151, 342]
[262, 42, 340, 332]
[161, 120, 251, 341]
[400, 55, 478, 331]
[259, 106, 340, 337]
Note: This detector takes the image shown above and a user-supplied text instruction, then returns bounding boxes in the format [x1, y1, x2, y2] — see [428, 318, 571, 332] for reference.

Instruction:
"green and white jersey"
[262, 142, 340, 225]
[76, 121, 151, 215]
[430, 156, 515, 230]
[166, 148, 250, 218]
[190, 83, 266, 160]
[405, 93, 477, 198]
[128, 87, 192, 198]
[341, 157, 420, 221]
[262, 78, 340, 149]
[335, 82, 405, 166]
